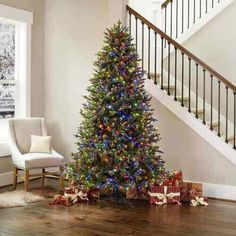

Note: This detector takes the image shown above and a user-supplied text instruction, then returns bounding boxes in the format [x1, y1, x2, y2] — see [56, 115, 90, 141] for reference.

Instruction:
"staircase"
[126, 5, 236, 164]
[162, 0, 234, 44]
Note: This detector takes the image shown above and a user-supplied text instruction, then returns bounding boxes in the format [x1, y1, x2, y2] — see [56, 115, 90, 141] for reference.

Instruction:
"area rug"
[0, 190, 45, 208]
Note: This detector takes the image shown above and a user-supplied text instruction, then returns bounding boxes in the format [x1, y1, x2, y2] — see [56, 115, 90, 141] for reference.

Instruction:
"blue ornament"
[106, 104, 112, 109]
[109, 51, 116, 57]
[101, 62, 107, 68]
[103, 140, 109, 147]
[86, 174, 92, 180]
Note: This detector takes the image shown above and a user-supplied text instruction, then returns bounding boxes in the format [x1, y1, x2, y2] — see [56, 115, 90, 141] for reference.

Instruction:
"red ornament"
[162, 171, 183, 186]
[120, 43, 126, 50]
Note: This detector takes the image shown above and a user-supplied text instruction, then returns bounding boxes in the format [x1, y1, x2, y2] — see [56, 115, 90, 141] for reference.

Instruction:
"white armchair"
[8, 118, 66, 192]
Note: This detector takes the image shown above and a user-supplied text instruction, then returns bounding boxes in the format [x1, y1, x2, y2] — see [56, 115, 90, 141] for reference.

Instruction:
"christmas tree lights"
[66, 22, 167, 197]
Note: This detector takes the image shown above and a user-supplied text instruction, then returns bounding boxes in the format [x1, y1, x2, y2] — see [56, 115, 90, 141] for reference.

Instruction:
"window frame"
[0, 4, 33, 157]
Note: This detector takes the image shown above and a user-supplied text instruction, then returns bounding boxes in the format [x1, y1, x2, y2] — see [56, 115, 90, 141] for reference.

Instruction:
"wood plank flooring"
[0, 179, 236, 236]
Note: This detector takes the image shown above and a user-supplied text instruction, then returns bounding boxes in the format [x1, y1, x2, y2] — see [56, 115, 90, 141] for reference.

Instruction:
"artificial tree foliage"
[66, 22, 167, 195]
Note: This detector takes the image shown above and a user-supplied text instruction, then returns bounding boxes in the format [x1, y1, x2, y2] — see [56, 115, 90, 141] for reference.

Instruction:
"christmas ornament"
[65, 21, 167, 199]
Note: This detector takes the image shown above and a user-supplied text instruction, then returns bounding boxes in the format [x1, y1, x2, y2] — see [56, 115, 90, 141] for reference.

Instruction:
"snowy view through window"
[0, 22, 15, 119]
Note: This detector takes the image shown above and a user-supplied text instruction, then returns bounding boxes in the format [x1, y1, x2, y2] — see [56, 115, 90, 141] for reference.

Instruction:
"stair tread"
[207, 121, 219, 127]
[149, 77, 235, 146]
[150, 72, 161, 78]
[176, 96, 189, 101]
[227, 135, 234, 141]
[191, 108, 204, 114]
[162, 84, 175, 89]
[221, 134, 234, 141]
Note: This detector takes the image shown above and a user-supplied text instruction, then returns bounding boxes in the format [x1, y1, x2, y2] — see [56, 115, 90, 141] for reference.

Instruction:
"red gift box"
[148, 186, 181, 205]
[180, 182, 203, 202]
[126, 187, 148, 200]
[64, 186, 77, 194]
[87, 188, 100, 201]
[49, 194, 71, 206]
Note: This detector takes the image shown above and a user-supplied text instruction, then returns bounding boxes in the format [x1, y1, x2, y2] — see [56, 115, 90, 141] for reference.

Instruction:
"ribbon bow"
[148, 186, 181, 205]
[190, 196, 208, 207]
[182, 186, 197, 195]
[65, 190, 89, 204]
[181, 183, 199, 203]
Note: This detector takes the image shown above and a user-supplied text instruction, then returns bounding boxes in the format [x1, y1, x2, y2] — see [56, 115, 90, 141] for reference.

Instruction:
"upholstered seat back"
[9, 118, 47, 154]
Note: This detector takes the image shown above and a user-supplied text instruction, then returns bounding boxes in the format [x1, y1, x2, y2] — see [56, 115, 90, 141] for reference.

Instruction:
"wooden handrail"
[126, 5, 236, 92]
[161, 0, 173, 9]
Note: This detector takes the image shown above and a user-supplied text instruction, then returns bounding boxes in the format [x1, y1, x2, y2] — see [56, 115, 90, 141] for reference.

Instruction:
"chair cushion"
[13, 118, 43, 154]
[29, 135, 52, 154]
[14, 151, 65, 169]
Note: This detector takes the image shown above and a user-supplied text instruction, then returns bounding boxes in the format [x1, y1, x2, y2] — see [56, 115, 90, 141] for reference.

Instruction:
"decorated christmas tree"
[66, 22, 167, 197]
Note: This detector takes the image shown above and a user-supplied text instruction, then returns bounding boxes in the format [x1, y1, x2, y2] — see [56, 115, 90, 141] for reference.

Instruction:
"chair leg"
[24, 169, 30, 192]
[59, 166, 64, 192]
[41, 168, 46, 187]
[13, 167, 18, 190]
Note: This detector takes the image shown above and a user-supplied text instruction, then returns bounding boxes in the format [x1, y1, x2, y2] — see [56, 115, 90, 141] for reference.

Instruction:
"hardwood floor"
[0, 179, 236, 236]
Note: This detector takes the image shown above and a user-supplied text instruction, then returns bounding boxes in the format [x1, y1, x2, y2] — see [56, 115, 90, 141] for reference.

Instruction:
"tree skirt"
[0, 190, 44, 208]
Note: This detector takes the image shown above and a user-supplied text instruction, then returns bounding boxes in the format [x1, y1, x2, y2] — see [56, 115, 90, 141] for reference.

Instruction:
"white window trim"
[0, 4, 33, 157]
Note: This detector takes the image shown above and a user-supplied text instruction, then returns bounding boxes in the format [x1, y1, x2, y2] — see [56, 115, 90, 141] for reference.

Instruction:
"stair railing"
[127, 5, 236, 150]
[161, 0, 222, 39]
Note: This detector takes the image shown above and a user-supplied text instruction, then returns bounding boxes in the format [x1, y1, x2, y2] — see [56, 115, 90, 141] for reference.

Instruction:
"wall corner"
[108, 0, 128, 27]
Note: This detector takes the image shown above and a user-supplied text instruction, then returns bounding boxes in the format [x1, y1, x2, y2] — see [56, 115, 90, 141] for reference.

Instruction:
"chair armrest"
[51, 149, 62, 157]
[9, 142, 23, 165]
[51, 149, 66, 165]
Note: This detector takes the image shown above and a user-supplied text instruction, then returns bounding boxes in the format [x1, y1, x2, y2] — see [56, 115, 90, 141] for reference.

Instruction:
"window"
[0, 4, 33, 156]
[0, 22, 15, 119]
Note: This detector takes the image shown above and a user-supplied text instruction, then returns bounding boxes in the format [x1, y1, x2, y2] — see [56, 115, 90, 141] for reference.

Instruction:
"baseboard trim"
[203, 183, 236, 201]
[1, 172, 236, 201]
[180, 180, 236, 201]
[0, 171, 23, 187]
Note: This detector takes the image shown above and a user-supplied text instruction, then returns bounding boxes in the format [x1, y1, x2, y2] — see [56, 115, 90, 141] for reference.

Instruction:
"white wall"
[0, 0, 45, 174]
[183, 1, 236, 85]
[0, 0, 45, 117]
[128, 0, 160, 24]
[44, 0, 108, 158]
[151, 97, 236, 186]
[178, 1, 236, 135]
[108, 0, 128, 26]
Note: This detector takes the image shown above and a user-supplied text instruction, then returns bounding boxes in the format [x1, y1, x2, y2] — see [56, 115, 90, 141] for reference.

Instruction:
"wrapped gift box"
[148, 186, 181, 205]
[64, 185, 91, 204]
[49, 194, 71, 206]
[180, 182, 203, 202]
[100, 186, 113, 197]
[126, 187, 148, 200]
[64, 186, 78, 194]
[64, 190, 89, 204]
[88, 188, 100, 201]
